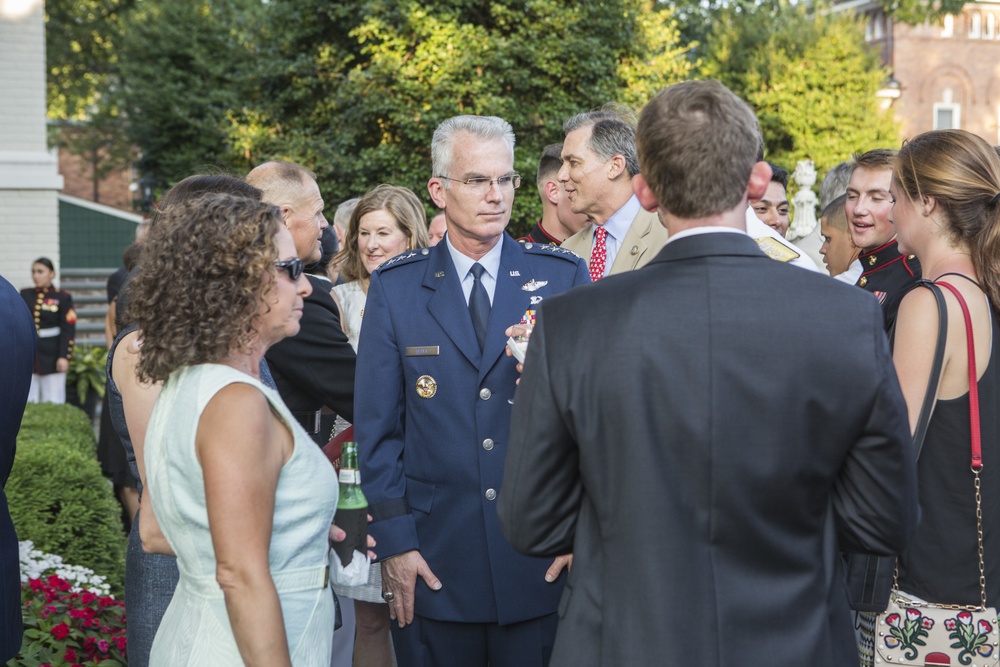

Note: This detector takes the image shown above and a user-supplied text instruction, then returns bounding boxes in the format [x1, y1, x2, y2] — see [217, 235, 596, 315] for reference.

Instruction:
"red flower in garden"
[50, 622, 71, 639]
[80, 590, 97, 604]
[97, 639, 110, 653]
[63, 648, 77, 662]
[29, 578, 42, 591]
[113, 635, 127, 651]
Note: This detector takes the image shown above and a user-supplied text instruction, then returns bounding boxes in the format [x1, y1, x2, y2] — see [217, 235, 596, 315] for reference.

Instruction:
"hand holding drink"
[505, 323, 532, 364]
[332, 441, 369, 568]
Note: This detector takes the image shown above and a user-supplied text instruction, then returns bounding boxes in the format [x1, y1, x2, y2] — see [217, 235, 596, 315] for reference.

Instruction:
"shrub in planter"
[15, 404, 96, 459]
[9, 405, 126, 595]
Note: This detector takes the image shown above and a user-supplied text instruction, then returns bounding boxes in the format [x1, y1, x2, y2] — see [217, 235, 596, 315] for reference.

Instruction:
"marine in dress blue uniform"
[355, 115, 590, 667]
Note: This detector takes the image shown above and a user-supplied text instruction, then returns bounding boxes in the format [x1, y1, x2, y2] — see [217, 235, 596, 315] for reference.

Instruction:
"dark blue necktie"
[469, 263, 490, 350]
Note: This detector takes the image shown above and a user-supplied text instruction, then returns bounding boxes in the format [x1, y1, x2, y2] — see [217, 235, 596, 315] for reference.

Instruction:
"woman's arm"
[111, 331, 172, 554]
[198, 382, 294, 667]
[104, 300, 117, 348]
[330, 289, 347, 336]
[892, 287, 947, 435]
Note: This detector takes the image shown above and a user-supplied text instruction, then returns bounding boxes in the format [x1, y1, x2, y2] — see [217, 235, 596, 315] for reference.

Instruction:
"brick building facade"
[57, 142, 136, 212]
[845, 0, 1000, 143]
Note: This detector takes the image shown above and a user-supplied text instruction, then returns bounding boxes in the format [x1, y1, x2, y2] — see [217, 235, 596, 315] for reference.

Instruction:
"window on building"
[990, 13, 998, 38]
[934, 103, 961, 129]
[942, 14, 954, 37]
[970, 12, 982, 38]
[865, 15, 874, 41]
[874, 12, 885, 38]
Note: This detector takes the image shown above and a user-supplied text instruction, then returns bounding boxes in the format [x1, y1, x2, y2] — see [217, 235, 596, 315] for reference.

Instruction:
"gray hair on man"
[563, 103, 640, 177]
[333, 197, 360, 234]
[431, 115, 516, 181]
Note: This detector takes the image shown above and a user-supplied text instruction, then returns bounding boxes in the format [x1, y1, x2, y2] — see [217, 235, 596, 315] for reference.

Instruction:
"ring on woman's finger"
[382, 590, 395, 602]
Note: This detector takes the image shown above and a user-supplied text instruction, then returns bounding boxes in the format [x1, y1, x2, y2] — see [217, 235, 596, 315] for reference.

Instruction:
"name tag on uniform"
[405, 346, 440, 357]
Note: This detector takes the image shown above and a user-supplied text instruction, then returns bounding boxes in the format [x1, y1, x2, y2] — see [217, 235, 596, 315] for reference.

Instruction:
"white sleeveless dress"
[145, 363, 338, 666]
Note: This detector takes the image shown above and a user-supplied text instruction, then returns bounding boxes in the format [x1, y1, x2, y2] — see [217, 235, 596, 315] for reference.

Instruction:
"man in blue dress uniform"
[355, 115, 590, 667]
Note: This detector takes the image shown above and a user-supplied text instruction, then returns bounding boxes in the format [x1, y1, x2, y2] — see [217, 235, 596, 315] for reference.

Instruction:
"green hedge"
[9, 404, 126, 595]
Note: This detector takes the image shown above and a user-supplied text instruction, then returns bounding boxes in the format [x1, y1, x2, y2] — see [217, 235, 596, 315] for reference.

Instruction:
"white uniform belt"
[37, 327, 60, 338]
[178, 563, 330, 599]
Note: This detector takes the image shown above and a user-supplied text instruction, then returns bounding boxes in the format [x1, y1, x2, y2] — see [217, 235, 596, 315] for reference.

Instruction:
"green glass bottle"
[332, 442, 369, 568]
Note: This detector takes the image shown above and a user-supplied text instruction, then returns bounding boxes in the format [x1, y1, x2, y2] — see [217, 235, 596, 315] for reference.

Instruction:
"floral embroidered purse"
[876, 280, 999, 667]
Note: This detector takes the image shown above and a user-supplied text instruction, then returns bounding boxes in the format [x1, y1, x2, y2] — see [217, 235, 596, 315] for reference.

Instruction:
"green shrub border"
[9, 404, 126, 595]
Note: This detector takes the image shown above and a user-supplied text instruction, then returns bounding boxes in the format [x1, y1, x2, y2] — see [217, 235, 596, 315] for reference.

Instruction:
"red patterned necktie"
[589, 226, 608, 282]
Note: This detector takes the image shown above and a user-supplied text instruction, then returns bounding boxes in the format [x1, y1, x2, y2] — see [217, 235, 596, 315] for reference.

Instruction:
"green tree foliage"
[45, 0, 134, 205]
[701, 2, 899, 182]
[226, 0, 693, 233]
[116, 0, 259, 185]
[45, 0, 133, 121]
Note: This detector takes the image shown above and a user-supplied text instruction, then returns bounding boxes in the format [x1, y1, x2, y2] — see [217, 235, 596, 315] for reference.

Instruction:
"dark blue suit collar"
[650, 230, 768, 265]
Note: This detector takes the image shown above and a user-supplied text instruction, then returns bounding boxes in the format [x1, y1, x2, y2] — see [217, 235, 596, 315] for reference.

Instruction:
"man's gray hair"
[431, 116, 515, 180]
[333, 197, 360, 232]
[563, 104, 640, 177]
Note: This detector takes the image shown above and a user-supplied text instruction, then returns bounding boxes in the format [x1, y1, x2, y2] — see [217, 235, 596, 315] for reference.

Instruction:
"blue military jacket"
[356, 232, 590, 625]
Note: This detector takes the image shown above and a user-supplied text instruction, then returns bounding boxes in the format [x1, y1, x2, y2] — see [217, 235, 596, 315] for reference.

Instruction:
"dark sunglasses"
[274, 258, 304, 282]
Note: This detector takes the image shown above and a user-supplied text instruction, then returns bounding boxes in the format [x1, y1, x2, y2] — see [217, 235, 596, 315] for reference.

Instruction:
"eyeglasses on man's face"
[274, 257, 305, 282]
[438, 174, 522, 194]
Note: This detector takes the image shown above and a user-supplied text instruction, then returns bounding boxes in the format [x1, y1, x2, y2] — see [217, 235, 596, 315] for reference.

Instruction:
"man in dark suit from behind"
[498, 80, 920, 667]
[247, 161, 356, 440]
[0, 273, 36, 661]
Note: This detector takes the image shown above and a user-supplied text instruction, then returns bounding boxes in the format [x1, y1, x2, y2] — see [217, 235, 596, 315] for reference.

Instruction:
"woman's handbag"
[875, 280, 1000, 667]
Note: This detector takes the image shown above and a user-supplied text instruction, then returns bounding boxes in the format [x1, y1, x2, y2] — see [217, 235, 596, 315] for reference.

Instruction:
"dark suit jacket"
[266, 274, 356, 424]
[497, 232, 919, 666]
[356, 234, 590, 625]
[0, 275, 36, 661]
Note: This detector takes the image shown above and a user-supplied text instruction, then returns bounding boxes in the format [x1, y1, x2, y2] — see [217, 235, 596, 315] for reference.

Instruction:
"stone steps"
[60, 268, 116, 349]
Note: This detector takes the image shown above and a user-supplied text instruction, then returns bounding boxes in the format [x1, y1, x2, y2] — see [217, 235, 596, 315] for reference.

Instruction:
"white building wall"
[0, 0, 63, 290]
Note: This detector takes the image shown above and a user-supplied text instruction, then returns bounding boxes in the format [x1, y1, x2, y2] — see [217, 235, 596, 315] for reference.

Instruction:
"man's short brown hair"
[536, 143, 564, 185]
[850, 148, 897, 175]
[636, 80, 761, 219]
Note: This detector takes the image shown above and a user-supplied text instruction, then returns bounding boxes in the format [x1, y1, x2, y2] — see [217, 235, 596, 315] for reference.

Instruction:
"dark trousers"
[391, 612, 558, 667]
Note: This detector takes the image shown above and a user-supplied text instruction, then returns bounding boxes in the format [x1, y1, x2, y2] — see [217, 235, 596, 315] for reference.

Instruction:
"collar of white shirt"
[600, 194, 642, 243]
[664, 226, 745, 246]
[445, 233, 503, 304]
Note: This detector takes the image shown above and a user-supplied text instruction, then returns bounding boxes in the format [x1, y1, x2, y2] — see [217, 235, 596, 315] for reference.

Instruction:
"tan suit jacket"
[561, 208, 668, 275]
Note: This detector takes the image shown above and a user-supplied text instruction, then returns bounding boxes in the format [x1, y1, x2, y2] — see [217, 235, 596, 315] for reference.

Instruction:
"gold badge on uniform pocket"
[416, 375, 437, 399]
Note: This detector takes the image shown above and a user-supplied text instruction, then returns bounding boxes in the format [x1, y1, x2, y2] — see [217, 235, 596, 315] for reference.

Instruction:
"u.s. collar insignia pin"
[521, 279, 548, 292]
[435, 271, 445, 278]
[509, 270, 521, 277]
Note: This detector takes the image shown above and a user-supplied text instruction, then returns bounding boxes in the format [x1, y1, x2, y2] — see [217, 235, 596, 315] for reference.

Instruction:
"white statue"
[789, 160, 819, 241]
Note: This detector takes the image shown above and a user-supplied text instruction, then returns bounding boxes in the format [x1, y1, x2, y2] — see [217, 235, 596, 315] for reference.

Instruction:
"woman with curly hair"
[888, 130, 1000, 617]
[109, 174, 268, 667]
[127, 192, 351, 666]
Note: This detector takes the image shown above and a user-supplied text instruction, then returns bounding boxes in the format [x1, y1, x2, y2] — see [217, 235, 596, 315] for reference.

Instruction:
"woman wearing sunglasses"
[127, 192, 361, 666]
[108, 175, 267, 667]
